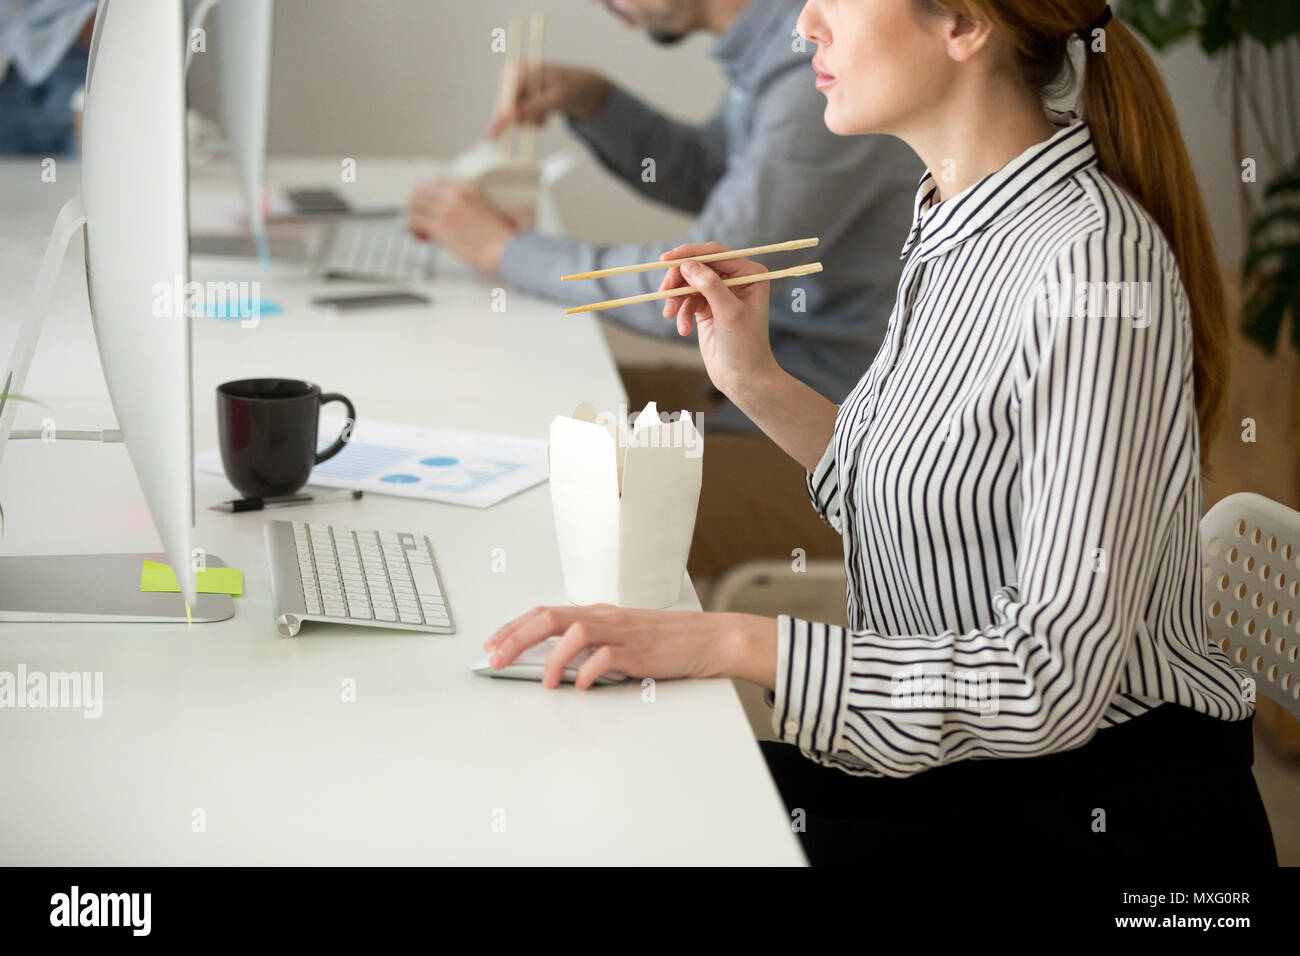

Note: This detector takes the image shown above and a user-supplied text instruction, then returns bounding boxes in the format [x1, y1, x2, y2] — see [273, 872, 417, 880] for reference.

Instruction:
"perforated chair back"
[1201, 492, 1300, 720]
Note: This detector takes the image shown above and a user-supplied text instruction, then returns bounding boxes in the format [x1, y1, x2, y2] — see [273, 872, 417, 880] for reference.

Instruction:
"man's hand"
[406, 178, 520, 275]
[487, 63, 612, 138]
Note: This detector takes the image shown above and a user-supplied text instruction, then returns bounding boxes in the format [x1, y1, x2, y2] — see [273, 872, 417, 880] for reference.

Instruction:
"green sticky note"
[140, 560, 242, 597]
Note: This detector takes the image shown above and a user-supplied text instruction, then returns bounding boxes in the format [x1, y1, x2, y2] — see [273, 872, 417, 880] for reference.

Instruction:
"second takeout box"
[549, 401, 703, 608]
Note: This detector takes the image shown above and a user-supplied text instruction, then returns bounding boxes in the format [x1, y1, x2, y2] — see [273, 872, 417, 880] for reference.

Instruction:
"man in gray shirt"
[408, 0, 919, 578]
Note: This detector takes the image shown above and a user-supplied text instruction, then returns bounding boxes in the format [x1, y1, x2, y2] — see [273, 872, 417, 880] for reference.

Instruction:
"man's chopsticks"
[517, 12, 546, 166]
[497, 16, 524, 159]
[562, 237, 821, 315]
[561, 237, 819, 281]
[564, 262, 823, 315]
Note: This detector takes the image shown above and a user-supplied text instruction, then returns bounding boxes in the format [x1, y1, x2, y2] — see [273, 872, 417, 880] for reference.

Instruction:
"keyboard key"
[410, 565, 439, 594]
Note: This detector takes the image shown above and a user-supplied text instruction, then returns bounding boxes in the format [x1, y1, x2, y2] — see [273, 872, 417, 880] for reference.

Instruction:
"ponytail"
[1082, 19, 1229, 470]
[930, 1, 1230, 471]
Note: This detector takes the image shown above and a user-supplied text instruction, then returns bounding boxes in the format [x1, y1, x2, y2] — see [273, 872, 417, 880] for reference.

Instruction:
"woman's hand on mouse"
[656, 242, 779, 401]
[484, 604, 778, 691]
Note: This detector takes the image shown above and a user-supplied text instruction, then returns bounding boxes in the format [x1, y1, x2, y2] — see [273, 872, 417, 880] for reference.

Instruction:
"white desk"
[0, 158, 804, 865]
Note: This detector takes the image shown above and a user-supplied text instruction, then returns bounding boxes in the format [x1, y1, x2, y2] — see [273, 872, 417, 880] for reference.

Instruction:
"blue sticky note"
[203, 298, 283, 321]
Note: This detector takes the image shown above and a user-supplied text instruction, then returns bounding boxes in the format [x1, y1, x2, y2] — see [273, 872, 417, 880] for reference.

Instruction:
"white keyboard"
[264, 520, 454, 637]
[323, 218, 433, 282]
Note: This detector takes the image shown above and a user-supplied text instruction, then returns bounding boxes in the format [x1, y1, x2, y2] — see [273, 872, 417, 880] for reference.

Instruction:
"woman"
[486, 0, 1277, 866]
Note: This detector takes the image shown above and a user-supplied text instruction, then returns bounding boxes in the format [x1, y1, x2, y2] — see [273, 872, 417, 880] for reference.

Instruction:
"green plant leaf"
[1200, 0, 1236, 53]
[1242, 275, 1288, 354]
[1233, 0, 1300, 47]
[1291, 281, 1300, 350]
[1257, 163, 1300, 217]
[1123, 0, 1300, 52]
[1242, 256, 1300, 352]
[1243, 242, 1300, 281]
[1247, 205, 1300, 238]
[1264, 169, 1300, 199]
[1243, 241, 1299, 275]
[1120, 0, 1200, 49]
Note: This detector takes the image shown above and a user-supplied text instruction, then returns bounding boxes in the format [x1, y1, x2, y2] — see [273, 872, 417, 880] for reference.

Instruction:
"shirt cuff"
[772, 615, 849, 753]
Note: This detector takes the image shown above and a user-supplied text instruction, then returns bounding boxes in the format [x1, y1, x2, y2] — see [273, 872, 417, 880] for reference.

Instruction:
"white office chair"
[1201, 492, 1300, 721]
[708, 558, 847, 742]
[708, 558, 848, 625]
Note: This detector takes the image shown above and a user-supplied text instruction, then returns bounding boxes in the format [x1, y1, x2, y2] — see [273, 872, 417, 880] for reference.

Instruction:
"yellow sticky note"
[140, 560, 242, 597]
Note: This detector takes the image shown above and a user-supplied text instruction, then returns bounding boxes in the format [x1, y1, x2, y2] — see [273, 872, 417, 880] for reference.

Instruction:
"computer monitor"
[83, 0, 199, 606]
[209, 0, 273, 253]
[0, 0, 233, 622]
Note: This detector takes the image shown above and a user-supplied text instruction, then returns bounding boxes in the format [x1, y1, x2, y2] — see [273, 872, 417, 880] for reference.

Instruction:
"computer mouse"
[472, 636, 627, 685]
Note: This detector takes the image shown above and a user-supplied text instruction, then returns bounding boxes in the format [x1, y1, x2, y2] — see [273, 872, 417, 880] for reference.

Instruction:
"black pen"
[209, 489, 364, 513]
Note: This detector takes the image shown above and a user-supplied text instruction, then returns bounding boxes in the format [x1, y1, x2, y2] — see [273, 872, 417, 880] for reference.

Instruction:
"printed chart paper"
[198, 416, 549, 508]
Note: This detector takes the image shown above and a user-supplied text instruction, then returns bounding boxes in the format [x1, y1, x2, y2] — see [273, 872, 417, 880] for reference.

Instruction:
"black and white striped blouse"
[775, 115, 1251, 778]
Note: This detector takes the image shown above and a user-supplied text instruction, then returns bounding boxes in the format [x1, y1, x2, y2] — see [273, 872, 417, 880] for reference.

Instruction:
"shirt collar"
[898, 112, 1097, 261]
[712, 0, 792, 82]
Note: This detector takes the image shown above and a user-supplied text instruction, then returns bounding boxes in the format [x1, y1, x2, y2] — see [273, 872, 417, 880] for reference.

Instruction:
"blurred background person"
[0, 0, 96, 155]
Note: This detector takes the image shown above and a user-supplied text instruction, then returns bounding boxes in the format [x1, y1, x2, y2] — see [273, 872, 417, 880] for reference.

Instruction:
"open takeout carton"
[448, 140, 577, 234]
[549, 401, 703, 608]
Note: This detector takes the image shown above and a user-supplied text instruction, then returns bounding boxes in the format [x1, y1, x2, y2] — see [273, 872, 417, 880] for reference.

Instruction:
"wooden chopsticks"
[517, 13, 546, 167]
[497, 16, 524, 160]
[498, 13, 547, 167]
[562, 238, 822, 315]
[561, 237, 818, 281]
[564, 262, 823, 315]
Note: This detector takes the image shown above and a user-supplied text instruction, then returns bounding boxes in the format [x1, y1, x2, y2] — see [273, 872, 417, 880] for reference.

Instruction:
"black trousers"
[761, 705, 1278, 867]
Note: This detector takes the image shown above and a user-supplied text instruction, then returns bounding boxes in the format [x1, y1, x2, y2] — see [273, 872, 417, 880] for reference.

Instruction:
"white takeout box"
[449, 140, 577, 234]
[476, 163, 541, 218]
[549, 401, 703, 608]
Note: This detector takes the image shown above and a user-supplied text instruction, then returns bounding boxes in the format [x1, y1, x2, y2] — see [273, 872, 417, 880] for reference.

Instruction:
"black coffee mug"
[217, 378, 356, 498]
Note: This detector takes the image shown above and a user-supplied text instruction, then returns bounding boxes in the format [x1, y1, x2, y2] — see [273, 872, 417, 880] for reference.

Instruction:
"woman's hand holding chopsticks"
[559, 238, 834, 469]
[657, 242, 779, 399]
[656, 241, 838, 471]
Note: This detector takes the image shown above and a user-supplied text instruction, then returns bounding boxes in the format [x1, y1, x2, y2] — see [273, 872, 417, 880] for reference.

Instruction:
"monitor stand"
[0, 552, 235, 623]
[1, 196, 226, 626]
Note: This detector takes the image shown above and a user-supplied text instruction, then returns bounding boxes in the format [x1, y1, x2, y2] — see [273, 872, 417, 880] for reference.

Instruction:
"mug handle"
[315, 393, 356, 464]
